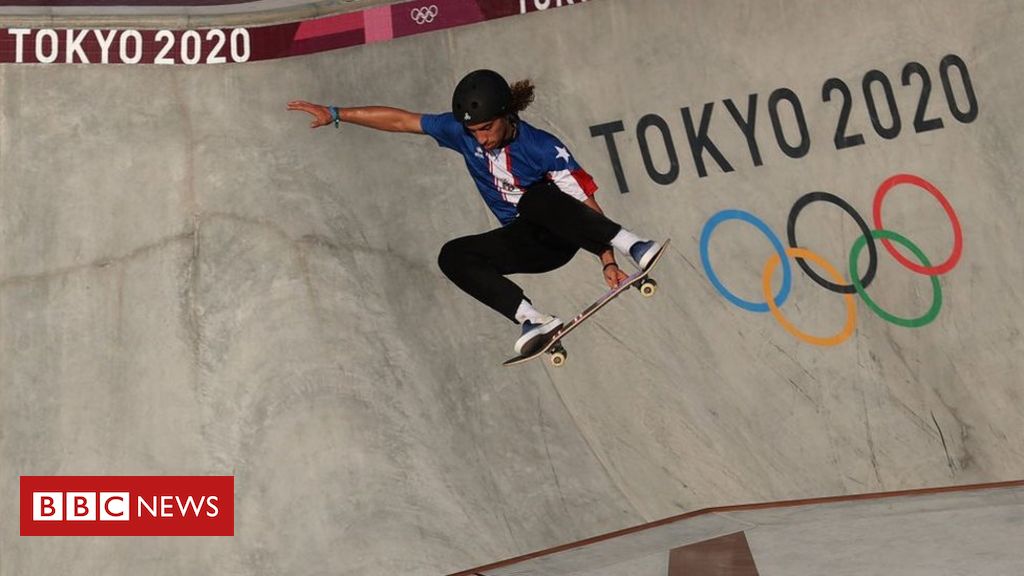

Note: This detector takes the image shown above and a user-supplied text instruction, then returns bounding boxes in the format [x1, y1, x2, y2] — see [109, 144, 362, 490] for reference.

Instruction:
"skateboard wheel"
[550, 348, 567, 367]
[640, 279, 658, 297]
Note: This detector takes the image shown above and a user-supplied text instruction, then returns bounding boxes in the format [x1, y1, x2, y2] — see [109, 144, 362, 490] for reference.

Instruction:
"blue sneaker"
[629, 240, 662, 271]
[514, 316, 563, 355]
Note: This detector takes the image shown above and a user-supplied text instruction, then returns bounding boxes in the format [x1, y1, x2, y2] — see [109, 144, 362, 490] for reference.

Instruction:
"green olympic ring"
[849, 229, 942, 328]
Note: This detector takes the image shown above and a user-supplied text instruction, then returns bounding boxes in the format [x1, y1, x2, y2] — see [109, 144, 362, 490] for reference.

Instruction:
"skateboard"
[502, 239, 671, 368]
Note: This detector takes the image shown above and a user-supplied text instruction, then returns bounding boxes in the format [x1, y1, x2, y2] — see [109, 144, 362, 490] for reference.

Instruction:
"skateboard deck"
[503, 239, 671, 367]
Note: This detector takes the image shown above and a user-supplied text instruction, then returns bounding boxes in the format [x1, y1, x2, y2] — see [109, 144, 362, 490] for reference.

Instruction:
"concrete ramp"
[453, 482, 1024, 576]
[2, 1, 1023, 575]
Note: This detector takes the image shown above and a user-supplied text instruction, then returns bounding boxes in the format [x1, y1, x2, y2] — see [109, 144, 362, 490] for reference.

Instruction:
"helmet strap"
[499, 114, 519, 148]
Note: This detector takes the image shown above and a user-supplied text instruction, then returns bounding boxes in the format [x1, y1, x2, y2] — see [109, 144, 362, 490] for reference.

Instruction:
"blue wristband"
[328, 106, 341, 128]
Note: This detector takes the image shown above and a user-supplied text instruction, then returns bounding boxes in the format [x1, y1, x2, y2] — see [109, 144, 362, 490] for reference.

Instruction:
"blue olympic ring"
[699, 209, 792, 313]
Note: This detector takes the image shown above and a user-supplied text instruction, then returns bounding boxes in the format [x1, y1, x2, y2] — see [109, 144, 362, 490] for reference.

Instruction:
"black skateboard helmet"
[452, 69, 512, 125]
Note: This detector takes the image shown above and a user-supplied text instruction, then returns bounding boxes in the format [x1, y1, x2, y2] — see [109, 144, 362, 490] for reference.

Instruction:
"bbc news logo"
[21, 476, 233, 536]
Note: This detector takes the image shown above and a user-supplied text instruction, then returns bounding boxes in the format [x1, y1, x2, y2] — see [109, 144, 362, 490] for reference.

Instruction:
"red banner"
[0, 0, 589, 64]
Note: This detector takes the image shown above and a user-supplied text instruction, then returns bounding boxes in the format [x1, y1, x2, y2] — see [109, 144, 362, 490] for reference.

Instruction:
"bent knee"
[437, 237, 471, 278]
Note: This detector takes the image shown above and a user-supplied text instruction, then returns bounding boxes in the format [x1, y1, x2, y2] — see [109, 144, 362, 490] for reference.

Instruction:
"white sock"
[610, 228, 646, 255]
[515, 300, 549, 324]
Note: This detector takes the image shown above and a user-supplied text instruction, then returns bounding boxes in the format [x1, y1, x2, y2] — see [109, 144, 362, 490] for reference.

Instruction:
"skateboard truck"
[634, 277, 657, 297]
[549, 343, 568, 367]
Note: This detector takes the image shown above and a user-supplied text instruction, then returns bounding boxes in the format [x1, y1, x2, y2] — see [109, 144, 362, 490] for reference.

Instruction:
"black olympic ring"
[786, 191, 878, 294]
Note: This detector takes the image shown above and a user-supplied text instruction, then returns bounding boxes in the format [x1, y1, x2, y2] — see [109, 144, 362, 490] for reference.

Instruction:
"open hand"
[603, 263, 629, 288]
[287, 100, 334, 128]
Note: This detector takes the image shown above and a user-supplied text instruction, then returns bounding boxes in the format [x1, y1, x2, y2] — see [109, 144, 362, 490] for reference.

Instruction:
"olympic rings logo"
[411, 5, 439, 25]
[699, 173, 963, 346]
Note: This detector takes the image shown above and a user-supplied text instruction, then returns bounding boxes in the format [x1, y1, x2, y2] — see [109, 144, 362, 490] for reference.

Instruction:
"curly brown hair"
[509, 79, 536, 114]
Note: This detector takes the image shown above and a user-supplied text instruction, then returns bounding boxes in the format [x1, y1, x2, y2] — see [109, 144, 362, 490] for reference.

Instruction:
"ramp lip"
[447, 479, 1024, 576]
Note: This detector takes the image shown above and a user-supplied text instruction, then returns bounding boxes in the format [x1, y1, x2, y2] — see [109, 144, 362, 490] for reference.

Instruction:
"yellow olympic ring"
[762, 247, 857, 346]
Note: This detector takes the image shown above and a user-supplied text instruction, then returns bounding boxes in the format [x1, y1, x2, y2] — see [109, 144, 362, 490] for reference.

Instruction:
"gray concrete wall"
[2, 1, 1023, 575]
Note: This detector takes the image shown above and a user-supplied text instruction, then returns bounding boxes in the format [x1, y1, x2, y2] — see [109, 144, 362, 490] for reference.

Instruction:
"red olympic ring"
[873, 174, 963, 275]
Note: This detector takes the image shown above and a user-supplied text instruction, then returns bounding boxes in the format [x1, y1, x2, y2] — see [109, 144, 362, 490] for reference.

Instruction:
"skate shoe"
[514, 316, 563, 355]
[629, 240, 662, 271]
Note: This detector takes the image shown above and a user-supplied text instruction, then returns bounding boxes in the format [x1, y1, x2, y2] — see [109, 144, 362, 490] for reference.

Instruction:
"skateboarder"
[288, 69, 662, 355]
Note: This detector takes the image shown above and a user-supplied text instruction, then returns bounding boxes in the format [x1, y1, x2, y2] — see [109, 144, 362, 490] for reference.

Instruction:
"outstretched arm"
[287, 101, 424, 133]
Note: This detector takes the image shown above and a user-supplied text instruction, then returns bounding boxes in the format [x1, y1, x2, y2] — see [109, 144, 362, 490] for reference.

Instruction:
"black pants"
[437, 182, 622, 323]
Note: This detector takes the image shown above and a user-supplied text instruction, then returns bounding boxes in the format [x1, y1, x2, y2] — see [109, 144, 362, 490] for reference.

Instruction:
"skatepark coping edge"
[446, 480, 1024, 576]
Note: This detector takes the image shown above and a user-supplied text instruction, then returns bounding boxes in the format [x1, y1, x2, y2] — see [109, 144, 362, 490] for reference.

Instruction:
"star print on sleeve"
[555, 145, 572, 163]
[545, 140, 597, 201]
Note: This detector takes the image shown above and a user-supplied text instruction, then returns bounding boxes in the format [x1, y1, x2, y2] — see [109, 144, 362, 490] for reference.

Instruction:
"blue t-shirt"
[420, 113, 597, 225]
